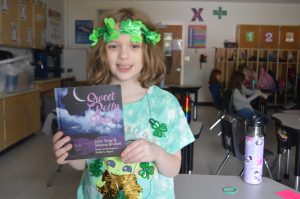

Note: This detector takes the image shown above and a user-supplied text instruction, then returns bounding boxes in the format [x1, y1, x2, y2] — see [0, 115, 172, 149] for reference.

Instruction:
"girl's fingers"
[55, 143, 73, 158]
[53, 131, 63, 143]
[57, 152, 69, 164]
[53, 136, 71, 152]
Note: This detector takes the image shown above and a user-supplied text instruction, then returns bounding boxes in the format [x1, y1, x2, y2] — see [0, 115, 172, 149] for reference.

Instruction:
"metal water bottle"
[183, 93, 191, 123]
[244, 120, 264, 184]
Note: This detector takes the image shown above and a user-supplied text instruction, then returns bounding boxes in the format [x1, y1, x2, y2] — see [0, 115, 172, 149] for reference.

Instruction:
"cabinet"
[19, 0, 33, 48]
[33, 0, 46, 49]
[0, 89, 41, 151]
[0, 0, 46, 48]
[214, 48, 300, 105]
[0, 0, 19, 46]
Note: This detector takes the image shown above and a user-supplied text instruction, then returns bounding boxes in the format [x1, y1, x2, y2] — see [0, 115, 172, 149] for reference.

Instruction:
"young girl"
[227, 71, 268, 124]
[208, 68, 223, 110]
[53, 8, 195, 199]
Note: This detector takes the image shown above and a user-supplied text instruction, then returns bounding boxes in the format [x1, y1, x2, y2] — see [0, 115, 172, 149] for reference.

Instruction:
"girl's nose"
[119, 46, 129, 59]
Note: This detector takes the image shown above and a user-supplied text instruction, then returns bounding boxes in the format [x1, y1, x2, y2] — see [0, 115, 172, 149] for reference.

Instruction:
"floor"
[0, 106, 296, 198]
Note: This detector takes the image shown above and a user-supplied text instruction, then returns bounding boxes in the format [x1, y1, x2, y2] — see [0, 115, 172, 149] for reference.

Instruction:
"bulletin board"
[188, 25, 207, 48]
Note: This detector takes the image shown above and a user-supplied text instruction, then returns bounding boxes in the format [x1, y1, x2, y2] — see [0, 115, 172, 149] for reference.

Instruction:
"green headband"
[89, 17, 161, 47]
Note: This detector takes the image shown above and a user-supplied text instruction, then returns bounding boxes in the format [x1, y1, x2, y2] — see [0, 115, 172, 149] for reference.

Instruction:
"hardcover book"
[54, 85, 125, 160]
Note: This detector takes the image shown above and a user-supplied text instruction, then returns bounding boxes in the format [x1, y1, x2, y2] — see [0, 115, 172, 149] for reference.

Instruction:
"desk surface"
[174, 174, 293, 199]
[272, 111, 300, 130]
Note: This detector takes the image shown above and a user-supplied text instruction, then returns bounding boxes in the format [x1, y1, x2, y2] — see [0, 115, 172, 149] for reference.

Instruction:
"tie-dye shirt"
[77, 85, 195, 199]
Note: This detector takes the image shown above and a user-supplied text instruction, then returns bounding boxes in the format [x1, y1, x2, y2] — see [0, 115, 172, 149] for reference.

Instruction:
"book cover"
[54, 85, 125, 160]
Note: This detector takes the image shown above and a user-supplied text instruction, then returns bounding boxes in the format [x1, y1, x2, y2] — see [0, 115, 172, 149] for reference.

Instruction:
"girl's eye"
[107, 44, 119, 49]
[132, 44, 141, 49]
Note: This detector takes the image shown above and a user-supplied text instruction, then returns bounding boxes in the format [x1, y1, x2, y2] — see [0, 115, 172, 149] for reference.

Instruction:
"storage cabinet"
[215, 48, 300, 105]
[32, 1, 46, 49]
[0, 0, 19, 46]
[0, 0, 46, 48]
[0, 89, 41, 151]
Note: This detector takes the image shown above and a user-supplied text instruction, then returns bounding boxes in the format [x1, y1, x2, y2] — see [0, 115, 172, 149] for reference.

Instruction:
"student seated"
[227, 71, 269, 125]
[209, 68, 223, 110]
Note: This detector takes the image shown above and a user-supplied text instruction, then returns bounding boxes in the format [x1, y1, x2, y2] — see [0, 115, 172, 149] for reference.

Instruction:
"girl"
[227, 71, 268, 124]
[208, 68, 223, 110]
[53, 8, 195, 199]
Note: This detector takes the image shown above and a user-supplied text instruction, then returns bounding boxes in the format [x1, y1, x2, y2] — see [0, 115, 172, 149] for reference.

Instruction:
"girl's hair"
[227, 71, 245, 91]
[87, 7, 165, 88]
[208, 68, 222, 85]
[238, 63, 249, 73]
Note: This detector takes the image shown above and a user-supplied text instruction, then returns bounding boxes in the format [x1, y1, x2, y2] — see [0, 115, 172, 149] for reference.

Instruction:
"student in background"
[227, 71, 269, 124]
[52, 8, 195, 199]
[208, 68, 223, 110]
[238, 63, 256, 88]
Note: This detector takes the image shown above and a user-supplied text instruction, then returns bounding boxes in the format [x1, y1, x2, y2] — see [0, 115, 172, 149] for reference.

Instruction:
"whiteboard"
[62, 48, 88, 81]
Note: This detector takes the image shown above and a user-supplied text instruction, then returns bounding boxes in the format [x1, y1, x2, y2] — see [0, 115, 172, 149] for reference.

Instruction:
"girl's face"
[106, 33, 143, 85]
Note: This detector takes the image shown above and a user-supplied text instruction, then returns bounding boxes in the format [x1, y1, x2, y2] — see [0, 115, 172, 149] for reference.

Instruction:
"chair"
[215, 90, 273, 178]
[215, 114, 273, 178]
[272, 118, 297, 182]
[43, 110, 64, 187]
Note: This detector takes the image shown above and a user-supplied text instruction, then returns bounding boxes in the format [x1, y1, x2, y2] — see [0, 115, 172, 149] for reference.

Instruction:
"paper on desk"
[276, 189, 300, 199]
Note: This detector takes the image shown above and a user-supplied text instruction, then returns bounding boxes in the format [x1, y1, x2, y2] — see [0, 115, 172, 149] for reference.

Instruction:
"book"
[54, 84, 125, 160]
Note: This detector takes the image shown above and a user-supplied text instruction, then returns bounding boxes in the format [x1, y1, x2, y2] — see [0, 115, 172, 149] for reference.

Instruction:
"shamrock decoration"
[89, 17, 161, 47]
[149, 118, 167, 138]
[89, 159, 103, 177]
[138, 162, 155, 179]
[120, 19, 143, 43]
[141, 25, 161, 45]
[89, 17, 120, 47]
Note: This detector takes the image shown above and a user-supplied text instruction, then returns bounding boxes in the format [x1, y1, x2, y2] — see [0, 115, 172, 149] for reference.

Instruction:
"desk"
[272, 111, 300, 191]
[166, 85, 201, 121]
[174, 174, 293, 199]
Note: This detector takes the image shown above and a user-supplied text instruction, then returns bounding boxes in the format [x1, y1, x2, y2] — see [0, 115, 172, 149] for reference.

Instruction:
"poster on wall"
[75, 20, 93, 44]
[188, 25, 206, 48]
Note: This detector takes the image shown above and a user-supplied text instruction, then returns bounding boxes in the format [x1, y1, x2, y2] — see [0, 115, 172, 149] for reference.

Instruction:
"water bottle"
[243, 120, 264, 184]
[182, 93, 191, 123]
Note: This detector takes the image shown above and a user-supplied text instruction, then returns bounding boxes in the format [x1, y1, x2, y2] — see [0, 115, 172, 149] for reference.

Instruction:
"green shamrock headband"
[89, 17, 161, 47]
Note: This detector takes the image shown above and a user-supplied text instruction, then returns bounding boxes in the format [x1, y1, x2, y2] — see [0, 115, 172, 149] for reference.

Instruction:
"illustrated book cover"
[54, 84, 125, 160]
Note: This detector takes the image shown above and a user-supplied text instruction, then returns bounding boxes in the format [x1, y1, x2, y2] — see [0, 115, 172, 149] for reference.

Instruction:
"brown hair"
[87, 7, 165, 88]
[208, 68, 222, 85]
[227, 71, 245, 91]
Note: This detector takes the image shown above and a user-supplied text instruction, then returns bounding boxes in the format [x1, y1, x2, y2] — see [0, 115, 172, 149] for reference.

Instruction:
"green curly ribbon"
[89, 18, 160, 47]
[89, 159, 103, 177]
[138, 162, 155, 179]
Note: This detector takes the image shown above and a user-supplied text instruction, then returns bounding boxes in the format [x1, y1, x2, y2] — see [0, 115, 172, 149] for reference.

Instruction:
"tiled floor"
[0, 106, 297, 198]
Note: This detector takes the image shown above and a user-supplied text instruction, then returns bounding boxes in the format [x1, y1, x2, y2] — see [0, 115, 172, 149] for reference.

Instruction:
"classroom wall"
[64, 1, 300, 101]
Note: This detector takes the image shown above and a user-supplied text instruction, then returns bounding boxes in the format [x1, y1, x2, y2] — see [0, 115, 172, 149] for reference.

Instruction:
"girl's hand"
[52, 131, 73, 165]
[120, 139, 162, 164]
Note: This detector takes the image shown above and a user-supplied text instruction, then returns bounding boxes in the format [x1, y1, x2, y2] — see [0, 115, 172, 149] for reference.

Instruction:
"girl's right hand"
[52, 131, 73, 165]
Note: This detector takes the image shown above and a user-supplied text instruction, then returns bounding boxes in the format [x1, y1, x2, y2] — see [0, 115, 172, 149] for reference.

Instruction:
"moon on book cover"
[73, 88, 86, 102]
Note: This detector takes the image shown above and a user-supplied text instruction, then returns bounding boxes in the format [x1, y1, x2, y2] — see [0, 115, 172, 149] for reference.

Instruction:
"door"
[159, 25, 183, 85]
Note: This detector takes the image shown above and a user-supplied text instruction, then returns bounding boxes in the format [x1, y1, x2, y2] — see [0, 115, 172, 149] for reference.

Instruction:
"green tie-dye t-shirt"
[77, 85, 195, 199]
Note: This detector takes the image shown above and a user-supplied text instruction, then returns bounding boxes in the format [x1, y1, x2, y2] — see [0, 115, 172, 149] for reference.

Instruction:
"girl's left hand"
[120, 139, 161, 163]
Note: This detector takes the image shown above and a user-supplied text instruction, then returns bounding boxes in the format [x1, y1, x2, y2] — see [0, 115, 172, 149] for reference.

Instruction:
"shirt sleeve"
[163, 94, 195, 154]
[234, 88, 260, 103]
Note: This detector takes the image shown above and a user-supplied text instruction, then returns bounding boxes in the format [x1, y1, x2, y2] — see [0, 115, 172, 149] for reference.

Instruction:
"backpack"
[257, 67, 276, 92]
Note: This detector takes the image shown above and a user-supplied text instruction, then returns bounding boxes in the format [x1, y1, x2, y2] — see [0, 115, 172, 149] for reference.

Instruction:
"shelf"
[214, 48, 300, 105]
